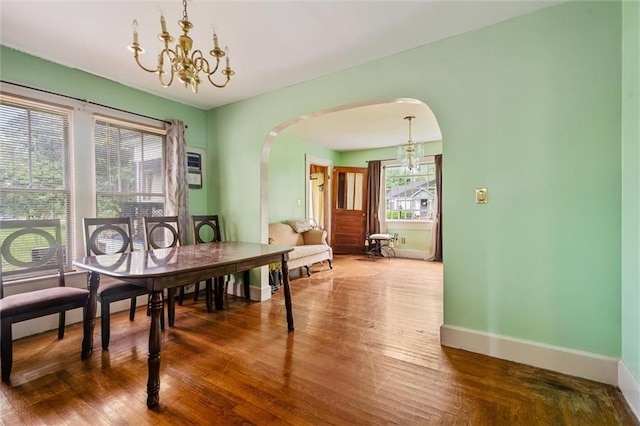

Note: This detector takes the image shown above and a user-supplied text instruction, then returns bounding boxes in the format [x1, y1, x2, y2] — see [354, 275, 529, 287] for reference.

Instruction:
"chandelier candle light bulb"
[127, 0, 234, 93]
[132, 19, 139, 45]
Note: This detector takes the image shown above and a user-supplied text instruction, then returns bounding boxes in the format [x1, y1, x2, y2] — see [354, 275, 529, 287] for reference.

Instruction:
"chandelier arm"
[190, 50, 208, 73]
[133, 50, 162, 74]
[158, 48, 177, 88]
[206, 72, 231, 89]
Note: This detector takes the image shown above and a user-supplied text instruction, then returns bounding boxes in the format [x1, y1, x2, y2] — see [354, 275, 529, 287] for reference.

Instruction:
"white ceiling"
[0, 0, 560, 150]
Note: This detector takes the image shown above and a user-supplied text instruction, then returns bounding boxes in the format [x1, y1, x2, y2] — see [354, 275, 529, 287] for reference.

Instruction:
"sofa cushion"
[302, 229, 325, 245]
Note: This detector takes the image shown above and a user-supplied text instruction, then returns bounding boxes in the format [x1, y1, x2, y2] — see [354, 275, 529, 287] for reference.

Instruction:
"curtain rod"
[1, 80, 185, 127]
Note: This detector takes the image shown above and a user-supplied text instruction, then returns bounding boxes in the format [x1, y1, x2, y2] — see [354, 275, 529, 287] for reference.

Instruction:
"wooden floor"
[1, 255, 637, 425]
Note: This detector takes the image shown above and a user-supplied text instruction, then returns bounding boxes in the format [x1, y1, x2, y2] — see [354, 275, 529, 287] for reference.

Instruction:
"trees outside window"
[0, 96, 73, 267]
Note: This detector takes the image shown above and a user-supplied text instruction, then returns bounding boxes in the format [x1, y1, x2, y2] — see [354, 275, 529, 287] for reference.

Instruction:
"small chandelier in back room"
[397, 116, 424, 172]
[127, 0, 234, 93]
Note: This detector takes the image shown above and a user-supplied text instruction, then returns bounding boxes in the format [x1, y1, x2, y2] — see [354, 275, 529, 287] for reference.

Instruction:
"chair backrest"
[143, 216, 181, 249]
[191, 215, 222, 244]
[0, 219, 65, 298]
[83, 217, 134, 256]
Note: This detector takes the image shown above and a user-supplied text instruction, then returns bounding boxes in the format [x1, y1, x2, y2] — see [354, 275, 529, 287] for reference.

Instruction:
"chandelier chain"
[182, 0, 188, 22]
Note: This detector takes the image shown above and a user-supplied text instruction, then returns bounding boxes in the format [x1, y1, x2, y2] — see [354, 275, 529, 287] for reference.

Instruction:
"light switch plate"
[476, 188, 488, 204]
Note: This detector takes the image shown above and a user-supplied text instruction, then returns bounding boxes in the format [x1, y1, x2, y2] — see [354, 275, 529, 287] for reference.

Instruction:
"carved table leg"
[82, 271, 99, 359]
[147, 290, 163, 408]
[281, 254, 294, 331]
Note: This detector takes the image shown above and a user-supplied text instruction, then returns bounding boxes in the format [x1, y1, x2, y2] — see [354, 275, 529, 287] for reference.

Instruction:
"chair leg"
[193, 282, 200, 302]
[214, 277, 224, 311]
[58, 311, 66, 339]
[205, 279, 213, 313]
[1, 320, 13, 382]
[168, 288, 175, 327]
[177, 285, 185, 306]
[305, 265, 311, 277]
[328, 259, 333, 269]
[129, 297, 136, 321]
[101, 301, 111, 350]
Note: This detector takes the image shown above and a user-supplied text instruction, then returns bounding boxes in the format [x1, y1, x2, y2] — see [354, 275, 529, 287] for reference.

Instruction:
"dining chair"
[142, 216, 183, 326]
[83, 217, 159, 350]
[191, 215, 224, 312]
[0, 219, 89, 382]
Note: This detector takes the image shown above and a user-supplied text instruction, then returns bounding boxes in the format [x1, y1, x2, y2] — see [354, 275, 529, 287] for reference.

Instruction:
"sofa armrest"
[302, 229, 327, 245]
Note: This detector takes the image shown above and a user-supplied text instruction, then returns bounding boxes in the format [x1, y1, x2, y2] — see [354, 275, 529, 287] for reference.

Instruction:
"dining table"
[73, 241, 294, 409]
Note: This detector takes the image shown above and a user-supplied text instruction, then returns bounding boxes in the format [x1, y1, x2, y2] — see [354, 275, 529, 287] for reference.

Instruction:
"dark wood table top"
[73, 241, 293, 291]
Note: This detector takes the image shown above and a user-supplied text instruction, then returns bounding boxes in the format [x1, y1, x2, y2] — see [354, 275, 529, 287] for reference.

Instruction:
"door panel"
[331, 167, 367, 254]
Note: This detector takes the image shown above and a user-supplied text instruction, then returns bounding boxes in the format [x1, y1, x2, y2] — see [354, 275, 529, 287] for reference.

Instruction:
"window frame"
[0, 84, 167, 277]
[92, 115, 167, 250]
[382, 157, 436, 227]
[0, 93, 76, 272]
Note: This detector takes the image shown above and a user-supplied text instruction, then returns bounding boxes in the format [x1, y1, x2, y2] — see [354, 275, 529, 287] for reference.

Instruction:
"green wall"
[208, 1, 623, 356]
[621, 0, 640, 383]
[0, 46, 210, 217]
[268, 134, 337, 223]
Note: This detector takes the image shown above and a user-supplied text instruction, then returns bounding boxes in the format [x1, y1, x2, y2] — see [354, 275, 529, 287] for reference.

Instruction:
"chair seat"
[0, 287, 89, 319]
[97, 277, 147, 300]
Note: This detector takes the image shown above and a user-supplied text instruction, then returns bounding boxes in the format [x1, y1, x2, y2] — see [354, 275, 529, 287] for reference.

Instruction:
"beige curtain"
[309, 166, 325, 228]
[165, 120, 189, 245]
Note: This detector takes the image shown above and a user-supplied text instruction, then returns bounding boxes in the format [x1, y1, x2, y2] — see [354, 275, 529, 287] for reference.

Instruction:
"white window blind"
[93, 116, 166, 249]
[0, 94, 75, 269]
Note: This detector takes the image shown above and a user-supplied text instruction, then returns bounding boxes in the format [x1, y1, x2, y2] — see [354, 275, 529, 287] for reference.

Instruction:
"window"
[93, 117, 166, 249]
[0, 94, 74, 268]
[384, 161, 436, 222]
[0, 86, 169, 277]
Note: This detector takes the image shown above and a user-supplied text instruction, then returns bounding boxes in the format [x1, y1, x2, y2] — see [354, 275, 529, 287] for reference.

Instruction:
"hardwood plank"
[0, 255, 637, 425]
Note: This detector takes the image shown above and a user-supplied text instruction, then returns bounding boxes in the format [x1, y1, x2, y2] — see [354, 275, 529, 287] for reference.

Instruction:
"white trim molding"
[393, 248, 430, 260]
[619, 360, 640, 420]
[440, 324, 619, 386]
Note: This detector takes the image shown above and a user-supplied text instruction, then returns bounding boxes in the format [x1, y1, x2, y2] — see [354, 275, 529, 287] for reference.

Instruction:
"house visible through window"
[384, 160, 436, 221]
[93, 117, 166, 250]
[0, 94, 74, 269]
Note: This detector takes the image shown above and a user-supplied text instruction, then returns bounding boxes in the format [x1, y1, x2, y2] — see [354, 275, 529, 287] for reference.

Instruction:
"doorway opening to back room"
[261, 97, 443, 299]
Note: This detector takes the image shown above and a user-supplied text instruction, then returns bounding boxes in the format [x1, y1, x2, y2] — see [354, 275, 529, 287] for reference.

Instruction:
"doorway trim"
[306, 154, 332, 241]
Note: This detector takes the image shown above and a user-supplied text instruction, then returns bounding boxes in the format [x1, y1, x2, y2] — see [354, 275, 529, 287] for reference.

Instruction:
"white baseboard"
[440, 324, 619, 385]
[619, 360, 640, 420]
[393, 248, 430, 260]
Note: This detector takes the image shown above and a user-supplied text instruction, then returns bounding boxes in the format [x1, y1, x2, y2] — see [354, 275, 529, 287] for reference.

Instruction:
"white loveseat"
[268, 222, 333, 276]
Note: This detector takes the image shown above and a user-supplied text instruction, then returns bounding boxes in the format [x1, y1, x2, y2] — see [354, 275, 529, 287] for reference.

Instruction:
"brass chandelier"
[127, 0, 234, 93]
[397, 116, 424, 171]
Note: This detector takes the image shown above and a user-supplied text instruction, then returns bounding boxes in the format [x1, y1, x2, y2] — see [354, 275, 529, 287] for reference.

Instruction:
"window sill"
[385, 220, 433, 230]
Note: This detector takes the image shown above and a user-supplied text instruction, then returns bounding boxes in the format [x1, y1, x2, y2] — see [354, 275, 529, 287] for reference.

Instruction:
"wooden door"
[331, 167, 367, 254]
